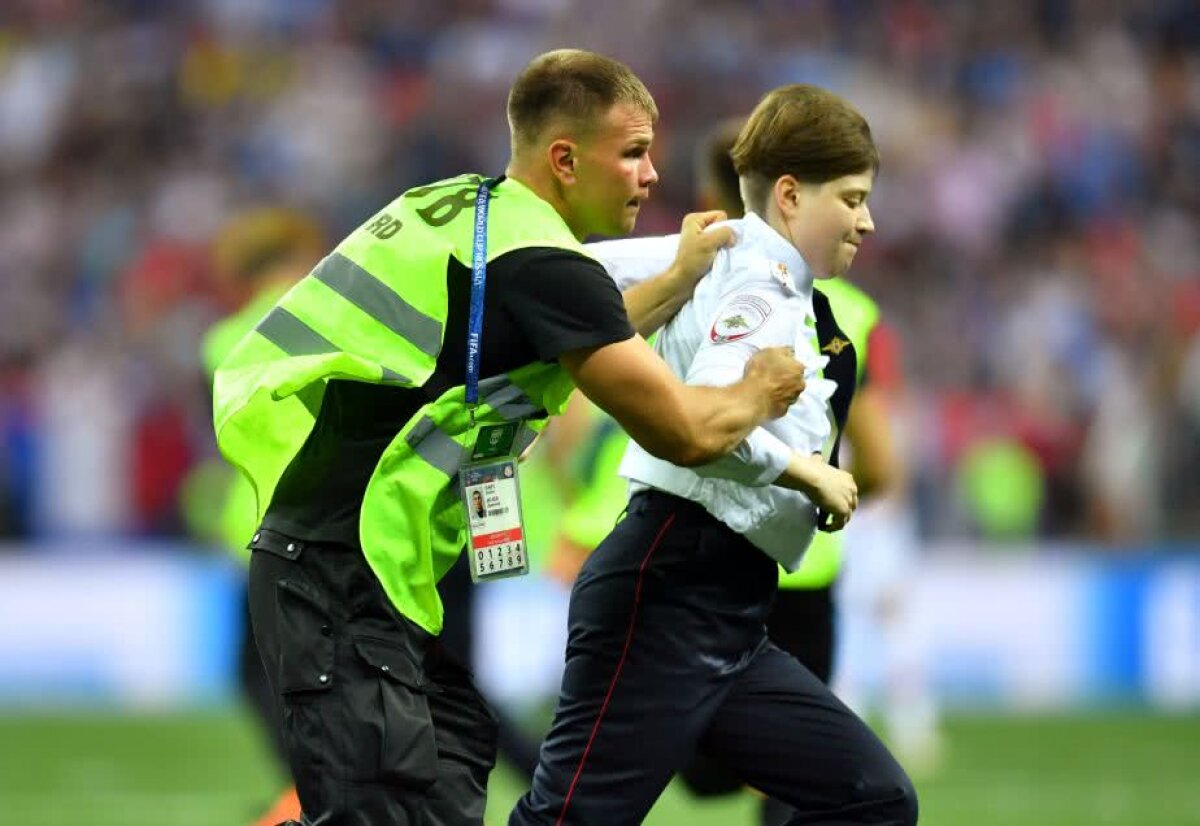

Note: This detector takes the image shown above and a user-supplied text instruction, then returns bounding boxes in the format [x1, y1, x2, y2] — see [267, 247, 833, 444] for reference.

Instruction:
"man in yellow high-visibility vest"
[213, 49, 806, 825]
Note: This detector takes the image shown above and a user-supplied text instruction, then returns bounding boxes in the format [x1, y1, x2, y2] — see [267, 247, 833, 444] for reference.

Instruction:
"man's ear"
[549, 139, 577, 184]
[773, 174, 801, 215]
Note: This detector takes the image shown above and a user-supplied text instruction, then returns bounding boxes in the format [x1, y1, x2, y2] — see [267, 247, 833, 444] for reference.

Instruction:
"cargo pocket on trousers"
[352, 636, 439, 791]
[275, 578, 336, 694]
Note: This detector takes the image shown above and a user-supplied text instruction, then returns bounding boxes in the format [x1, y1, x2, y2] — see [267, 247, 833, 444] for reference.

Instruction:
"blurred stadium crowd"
[0, 0, 1196, 544]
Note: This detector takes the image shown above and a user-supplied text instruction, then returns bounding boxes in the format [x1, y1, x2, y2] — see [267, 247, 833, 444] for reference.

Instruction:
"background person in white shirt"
[511, 85, 917, 826]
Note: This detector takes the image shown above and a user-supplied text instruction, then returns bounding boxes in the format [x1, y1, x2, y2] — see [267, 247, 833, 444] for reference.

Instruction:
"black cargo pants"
[248, 529, 498, 826]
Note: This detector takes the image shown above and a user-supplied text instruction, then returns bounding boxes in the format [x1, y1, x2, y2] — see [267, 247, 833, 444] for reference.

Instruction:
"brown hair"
[507, 49, 657, 148]
[696, 117, 747, 218]
[731, 84, 878, 214]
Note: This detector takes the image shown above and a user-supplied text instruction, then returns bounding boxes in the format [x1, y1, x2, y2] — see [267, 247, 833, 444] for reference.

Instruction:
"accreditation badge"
[459, 422, 529, 582]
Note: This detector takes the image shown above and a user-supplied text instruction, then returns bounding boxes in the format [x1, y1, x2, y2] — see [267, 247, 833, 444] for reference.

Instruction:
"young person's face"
[779, 171, 875, 278]
[561, 102, 658, 238]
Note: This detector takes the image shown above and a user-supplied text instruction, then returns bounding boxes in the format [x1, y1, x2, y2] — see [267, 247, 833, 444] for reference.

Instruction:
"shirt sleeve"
[502, 248, 635, 361]
[585, 235, 681, 291]
[685, 282, 806, 487]
[691, 429, 794, 487]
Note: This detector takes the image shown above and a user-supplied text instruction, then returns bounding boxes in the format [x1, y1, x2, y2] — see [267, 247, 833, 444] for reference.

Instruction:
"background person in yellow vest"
[213, 49, 807, 826]
[184, 206, 324, 826]
[544, 399, 630, 586]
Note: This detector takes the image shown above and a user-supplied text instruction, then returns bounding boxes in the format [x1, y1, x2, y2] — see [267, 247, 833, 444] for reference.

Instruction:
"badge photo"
[469, 487, 487, 521]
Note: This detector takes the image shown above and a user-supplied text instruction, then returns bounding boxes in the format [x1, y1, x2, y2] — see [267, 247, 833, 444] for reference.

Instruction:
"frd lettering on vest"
[366, 213, 403, 239]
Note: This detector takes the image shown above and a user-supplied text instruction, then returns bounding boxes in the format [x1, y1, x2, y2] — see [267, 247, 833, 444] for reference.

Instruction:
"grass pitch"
[1, 709, 1198, 825]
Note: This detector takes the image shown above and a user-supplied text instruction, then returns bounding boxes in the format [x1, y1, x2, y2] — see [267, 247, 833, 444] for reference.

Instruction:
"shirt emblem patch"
[711, 295, 772, 343]
[821, 336, 851, 356]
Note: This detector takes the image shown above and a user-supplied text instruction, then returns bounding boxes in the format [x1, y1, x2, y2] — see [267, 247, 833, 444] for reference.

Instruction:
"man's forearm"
[669, 379, 774, 466]
[561, 338, 800, 470]
[622, 264, 692, 337]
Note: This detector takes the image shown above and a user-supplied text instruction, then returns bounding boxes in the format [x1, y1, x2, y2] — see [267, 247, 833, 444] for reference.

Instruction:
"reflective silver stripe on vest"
[404, 378, 542, 477]
[380, 367, 412, 385]
[477, 375, 510, 396]
[515, 424, 539, 454]
[493, 400, 540, 420]
[405, 416, 462, 477]
[313, 253, 443, 358]
[256, 307, 338, 356]
[257, 305, 413, 385]
[479, 377, 539, 421]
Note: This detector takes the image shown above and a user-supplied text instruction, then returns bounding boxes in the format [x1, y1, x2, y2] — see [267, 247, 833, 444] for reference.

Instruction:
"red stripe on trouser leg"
[554, 512, 677, 826]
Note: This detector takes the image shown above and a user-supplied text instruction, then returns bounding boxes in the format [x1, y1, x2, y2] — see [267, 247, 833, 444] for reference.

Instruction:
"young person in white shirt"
[511, 85, 917, 826]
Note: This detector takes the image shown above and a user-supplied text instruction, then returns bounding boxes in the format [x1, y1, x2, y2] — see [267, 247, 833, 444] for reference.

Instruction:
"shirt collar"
[739, 212, 813, 296]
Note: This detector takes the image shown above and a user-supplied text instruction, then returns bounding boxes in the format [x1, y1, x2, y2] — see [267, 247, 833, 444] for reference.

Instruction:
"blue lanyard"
[465, 179, 495, 420]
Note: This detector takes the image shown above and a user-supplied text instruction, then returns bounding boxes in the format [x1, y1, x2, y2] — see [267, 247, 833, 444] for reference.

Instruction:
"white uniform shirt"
[587, 213, 837, 570]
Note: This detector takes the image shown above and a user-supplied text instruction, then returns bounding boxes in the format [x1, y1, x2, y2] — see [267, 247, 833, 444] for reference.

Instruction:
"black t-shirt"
[260, 246, 635, 546]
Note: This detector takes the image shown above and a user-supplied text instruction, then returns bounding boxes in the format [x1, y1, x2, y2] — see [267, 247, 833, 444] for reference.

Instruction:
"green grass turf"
[1, 709, 1198, 825]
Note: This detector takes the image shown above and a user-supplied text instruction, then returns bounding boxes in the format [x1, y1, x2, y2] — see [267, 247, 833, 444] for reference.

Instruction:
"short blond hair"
[507, 49, 657, 148]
